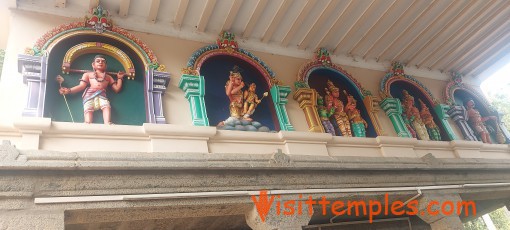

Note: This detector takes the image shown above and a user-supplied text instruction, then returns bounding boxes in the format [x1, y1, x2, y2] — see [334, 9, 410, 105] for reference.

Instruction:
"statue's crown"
[326, 80, 339, 92]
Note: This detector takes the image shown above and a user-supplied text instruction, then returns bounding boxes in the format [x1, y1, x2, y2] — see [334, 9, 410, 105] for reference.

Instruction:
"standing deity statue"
[401, 90, 429, 141]
[324, 80, 352, 137]
[418, 99, 441, 141]
[225, 66, 245, 119]
[465, 100, 497, 144]
[317, 95, 336, 135]
[242, 83, 268, 120]
[59, 55, 126, 124]
[344, 90, 368, 137]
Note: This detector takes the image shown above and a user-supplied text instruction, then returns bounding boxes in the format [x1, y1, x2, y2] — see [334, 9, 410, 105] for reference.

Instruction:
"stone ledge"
[2, 141, 510, 171]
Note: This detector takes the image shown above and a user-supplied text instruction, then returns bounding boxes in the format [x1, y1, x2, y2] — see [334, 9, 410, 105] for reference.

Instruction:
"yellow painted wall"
[0, 9, 470, 139]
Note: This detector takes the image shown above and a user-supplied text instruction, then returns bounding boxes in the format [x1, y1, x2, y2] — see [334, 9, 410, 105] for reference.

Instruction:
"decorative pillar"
[363, 95, 385, 135]
[380, 98, 412, 138]
[17, 54, 48, 117]
[447, 105, 477, 141]
[271, 85, 295, 131]
[292, 88, 323, 133]
[146, 69, 170, 124]
[178, 74, 209, 126]
[434, 104, 457, 140]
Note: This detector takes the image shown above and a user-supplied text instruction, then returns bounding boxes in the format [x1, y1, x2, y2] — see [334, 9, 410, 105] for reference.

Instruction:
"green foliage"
[463, 216, 486, 230]
[488, 207, 510, 230]
[488, 91, 510, 126]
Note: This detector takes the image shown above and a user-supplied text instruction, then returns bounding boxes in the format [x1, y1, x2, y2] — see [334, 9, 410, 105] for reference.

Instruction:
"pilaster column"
[447, 105, 477, 141]
[417, 194, 464, 230]
[245, 204, 312, 230]
[179, 74, 209, 126]
[146, 69, 170, 124]
[363, 95, 385, 135]
[379, 98, 412, 138]
[293, 88, 323, 133]
[18, 54, 47, 117]
[434, 104, 457, 140]
[270, 85, 295, 131]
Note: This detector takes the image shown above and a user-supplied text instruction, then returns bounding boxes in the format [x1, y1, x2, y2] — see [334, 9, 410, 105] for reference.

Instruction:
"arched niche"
[179, 31, 294, 131]
[17, 6, 170, 125]
[293, 48, 383, 137]
[379, 62, 455, 141]
[200, 55, 279, 130]
[45, 38, 145, 125]
[445, 73, 508, 143]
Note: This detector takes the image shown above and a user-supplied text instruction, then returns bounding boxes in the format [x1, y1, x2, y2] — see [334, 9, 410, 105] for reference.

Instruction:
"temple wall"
[0, 10, 507, 159]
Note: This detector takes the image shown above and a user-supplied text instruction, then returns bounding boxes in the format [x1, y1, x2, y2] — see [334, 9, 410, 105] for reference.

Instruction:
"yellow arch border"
[62, 42, 135, 79]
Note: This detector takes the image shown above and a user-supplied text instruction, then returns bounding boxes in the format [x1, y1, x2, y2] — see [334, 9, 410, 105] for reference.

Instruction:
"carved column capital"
[178, 74, 209, 126]
[18, 54, 47, 117]
[379, 98, 402, 116]
[380, 98, 412, 138]
[146, 69, 170, 124]
[179, 74, 204, 99]
[293, 88, 323, 133]
[270, 85, 294, 131]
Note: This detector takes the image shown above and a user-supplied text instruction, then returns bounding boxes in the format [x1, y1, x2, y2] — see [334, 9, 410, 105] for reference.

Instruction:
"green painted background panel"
[45, 53, 146, 125]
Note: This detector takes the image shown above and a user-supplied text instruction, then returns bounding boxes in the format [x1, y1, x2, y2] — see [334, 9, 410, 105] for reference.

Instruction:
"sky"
[481, 62, 510, 100]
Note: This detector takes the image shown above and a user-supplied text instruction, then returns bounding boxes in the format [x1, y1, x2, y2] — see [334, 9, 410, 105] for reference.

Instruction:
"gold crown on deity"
[343, 90, 356, 103]
[229, 65, 243, 79]
[418, 99, 429, 111]
[402, 90, 414, 101]
[326, 80, 339, 92]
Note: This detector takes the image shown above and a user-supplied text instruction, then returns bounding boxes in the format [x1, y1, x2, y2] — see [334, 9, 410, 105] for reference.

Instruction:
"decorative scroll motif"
[85, 5, 112, 33]
[316, 48, 332, 66]
[379, 62, 455, 140]
[24, 5, 164, 71]
[185, 31, 278, 87]
[61, 42, 136, 79]
[294, 48, 383, 136]
[216, 31, 238, 50]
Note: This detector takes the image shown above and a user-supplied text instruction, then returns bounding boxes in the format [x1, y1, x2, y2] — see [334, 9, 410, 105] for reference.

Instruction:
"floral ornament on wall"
[86, 5, 112, 33]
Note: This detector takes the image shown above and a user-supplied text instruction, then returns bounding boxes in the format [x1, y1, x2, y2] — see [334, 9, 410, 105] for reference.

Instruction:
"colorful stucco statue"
[58, 55, 126, 124]
[325, 80, 352, 137]
[317, 95, 336, 135]
[401, 90, 429, 141]
[402, 115, 417, 138]
[465, 99, 496, 144]
[225, 66, 245, 119]
[243, 83, 268, 120]
[344, 90, 367, 137]
[419, 99, 441, 141]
